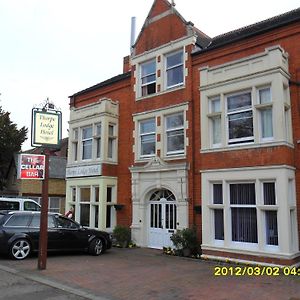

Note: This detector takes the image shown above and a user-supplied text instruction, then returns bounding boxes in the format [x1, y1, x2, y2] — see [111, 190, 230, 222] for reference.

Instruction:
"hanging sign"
[31, 108, 62, 147]
[18, 154, 45, 180]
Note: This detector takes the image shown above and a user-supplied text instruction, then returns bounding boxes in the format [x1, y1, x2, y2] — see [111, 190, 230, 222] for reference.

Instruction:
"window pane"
[5, 215, 31, 227]
[228, 111, 253, 141]
[96, 138, 101, 158]
[265, 211, 278, 245]
[167, 66, 183, 87]
[80, 188, 90, 202]
[166, 114, 184, 129]
[73, 129, 78, 140]
[166, 52, 183, 68]
[108, 138, 114, 158]
[141, 60, 155, 77]
[82, 139, 92, 159]
[230, 183, 255, 205]
[263, 182, 276, 205]
[80, 205, 90, 227]
[141, 134, 155, 155]
[261, 108, 273, 138]
[94, 187, 99, 202]
[213, 184, 223, 204]
[96, 124, 101, 136]
[232, 208, 257, 243]
[106, 205, 111, 228]
[166, 52, 183, 87]
[212, 116, 221, 145]
[108, 125, 114, 136]
[141, 119, 155, 134]
[211, 98, 220, 113]
[107, 187, 112, 203]
[214, 209, 224, 240]
[82, 127, 92, 139]
[259, 88, 271, 104]
[227, 93, 251, 110]
[167, 129, 184, 152]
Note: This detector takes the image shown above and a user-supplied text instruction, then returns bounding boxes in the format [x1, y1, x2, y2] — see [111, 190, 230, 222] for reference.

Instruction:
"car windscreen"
[0, 201, 20, 211]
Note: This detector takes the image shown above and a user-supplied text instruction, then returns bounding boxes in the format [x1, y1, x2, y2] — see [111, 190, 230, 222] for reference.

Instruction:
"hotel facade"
[66, 0, 300, 266]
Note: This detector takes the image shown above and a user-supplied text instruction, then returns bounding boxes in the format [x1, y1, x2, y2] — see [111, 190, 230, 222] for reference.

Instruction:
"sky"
[0, 0, 299, 151]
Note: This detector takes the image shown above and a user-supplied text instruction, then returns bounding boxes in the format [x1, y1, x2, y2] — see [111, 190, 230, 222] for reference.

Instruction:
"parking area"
[0, 247, 299, 300]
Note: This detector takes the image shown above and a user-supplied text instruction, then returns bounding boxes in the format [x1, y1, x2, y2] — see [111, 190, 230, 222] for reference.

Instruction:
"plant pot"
[182, 248, 191, 257]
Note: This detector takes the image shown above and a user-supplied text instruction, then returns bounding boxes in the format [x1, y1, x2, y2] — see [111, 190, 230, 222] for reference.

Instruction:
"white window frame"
[72, 128, 78, 162]
[255, 86, 274, 142]
[208, 97, 222, 148]
[107, 123, 116, 160]
[140, 59, 156, 97]
[81, 126, 93, 160]
[94, 123, 101, 159]
[165, 112, 185, 156]
[139, 118, 156, 158]
[165, 50, 184, 89]
[226, 90, 254, 145]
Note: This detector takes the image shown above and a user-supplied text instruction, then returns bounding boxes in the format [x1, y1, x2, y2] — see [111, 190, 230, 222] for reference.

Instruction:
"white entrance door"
[148, 190, 177, 249]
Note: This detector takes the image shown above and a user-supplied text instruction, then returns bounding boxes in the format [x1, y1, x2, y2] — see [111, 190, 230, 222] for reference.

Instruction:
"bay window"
[209, 179, 284, 249]
[166, 51, 184, 88]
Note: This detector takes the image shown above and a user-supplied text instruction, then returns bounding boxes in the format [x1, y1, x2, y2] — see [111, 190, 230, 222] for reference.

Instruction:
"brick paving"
[0, 247, 299, 300]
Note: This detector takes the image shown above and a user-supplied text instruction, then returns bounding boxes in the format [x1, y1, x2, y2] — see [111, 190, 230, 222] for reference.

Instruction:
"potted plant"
[170, 227, 199, 257]
[113, 225, 131, 248]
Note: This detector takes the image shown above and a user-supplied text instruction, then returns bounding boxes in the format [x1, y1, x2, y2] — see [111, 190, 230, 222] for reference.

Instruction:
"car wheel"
[89, 238, 104, 256]
[10, 239, 31, 260]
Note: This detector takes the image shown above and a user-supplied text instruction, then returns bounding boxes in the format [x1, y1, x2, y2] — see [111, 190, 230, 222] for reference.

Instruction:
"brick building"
[66, 0, 300, 266]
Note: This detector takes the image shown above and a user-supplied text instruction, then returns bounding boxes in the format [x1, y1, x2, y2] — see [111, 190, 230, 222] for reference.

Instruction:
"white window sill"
[201, 141, 294, 153]
[136, 85, 185, 101]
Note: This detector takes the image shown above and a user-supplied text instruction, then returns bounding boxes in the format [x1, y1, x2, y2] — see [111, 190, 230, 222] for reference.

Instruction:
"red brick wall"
[135, 14, 187, 55]
[72, 76, 133, 227]
[191, 21, 300, 248]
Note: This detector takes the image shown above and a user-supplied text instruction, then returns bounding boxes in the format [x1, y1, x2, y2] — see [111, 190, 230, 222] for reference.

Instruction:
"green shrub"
[170, 227, 199, 256]
[113, 225, 131, 248]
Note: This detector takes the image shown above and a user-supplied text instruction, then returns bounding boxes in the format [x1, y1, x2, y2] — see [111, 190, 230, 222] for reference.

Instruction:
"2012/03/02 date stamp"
[214, 266, 300, 276]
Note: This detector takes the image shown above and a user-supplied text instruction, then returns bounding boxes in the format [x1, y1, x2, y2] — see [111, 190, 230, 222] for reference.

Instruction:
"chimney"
[130, 16, 136, 53]
[123, 55, 131, 73]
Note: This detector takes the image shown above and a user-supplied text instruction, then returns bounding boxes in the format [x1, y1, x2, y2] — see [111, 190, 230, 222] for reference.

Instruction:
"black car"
[0, 211, 112, 260]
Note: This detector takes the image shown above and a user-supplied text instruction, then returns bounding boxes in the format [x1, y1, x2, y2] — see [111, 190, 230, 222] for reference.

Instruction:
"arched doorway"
[148, 189, 177, 248]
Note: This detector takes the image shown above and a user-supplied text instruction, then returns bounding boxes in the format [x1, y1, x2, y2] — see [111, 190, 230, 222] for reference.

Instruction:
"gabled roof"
[132, 0, 212, 53]
[70, 72, 131, 98]
[193, 7, 300, 54]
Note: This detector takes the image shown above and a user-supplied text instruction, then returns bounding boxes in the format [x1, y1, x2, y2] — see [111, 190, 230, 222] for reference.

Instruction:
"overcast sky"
[0, 0, 299, 150]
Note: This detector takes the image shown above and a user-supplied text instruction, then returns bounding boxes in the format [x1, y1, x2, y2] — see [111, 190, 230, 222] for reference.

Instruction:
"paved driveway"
[0, 247, 299, 300]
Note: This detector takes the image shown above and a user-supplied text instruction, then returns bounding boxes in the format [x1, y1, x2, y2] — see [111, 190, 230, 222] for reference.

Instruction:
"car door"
[28, 214, 61, 250]
[55, 216, 89, 250]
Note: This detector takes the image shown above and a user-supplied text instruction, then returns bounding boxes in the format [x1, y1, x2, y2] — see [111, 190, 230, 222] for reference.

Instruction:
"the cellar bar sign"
[31, 108, 61, 147]
[18, 154, 45, 179]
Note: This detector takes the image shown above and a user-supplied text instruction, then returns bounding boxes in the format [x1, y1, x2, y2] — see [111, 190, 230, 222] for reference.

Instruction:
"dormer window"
[141, 60, 156, 96]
